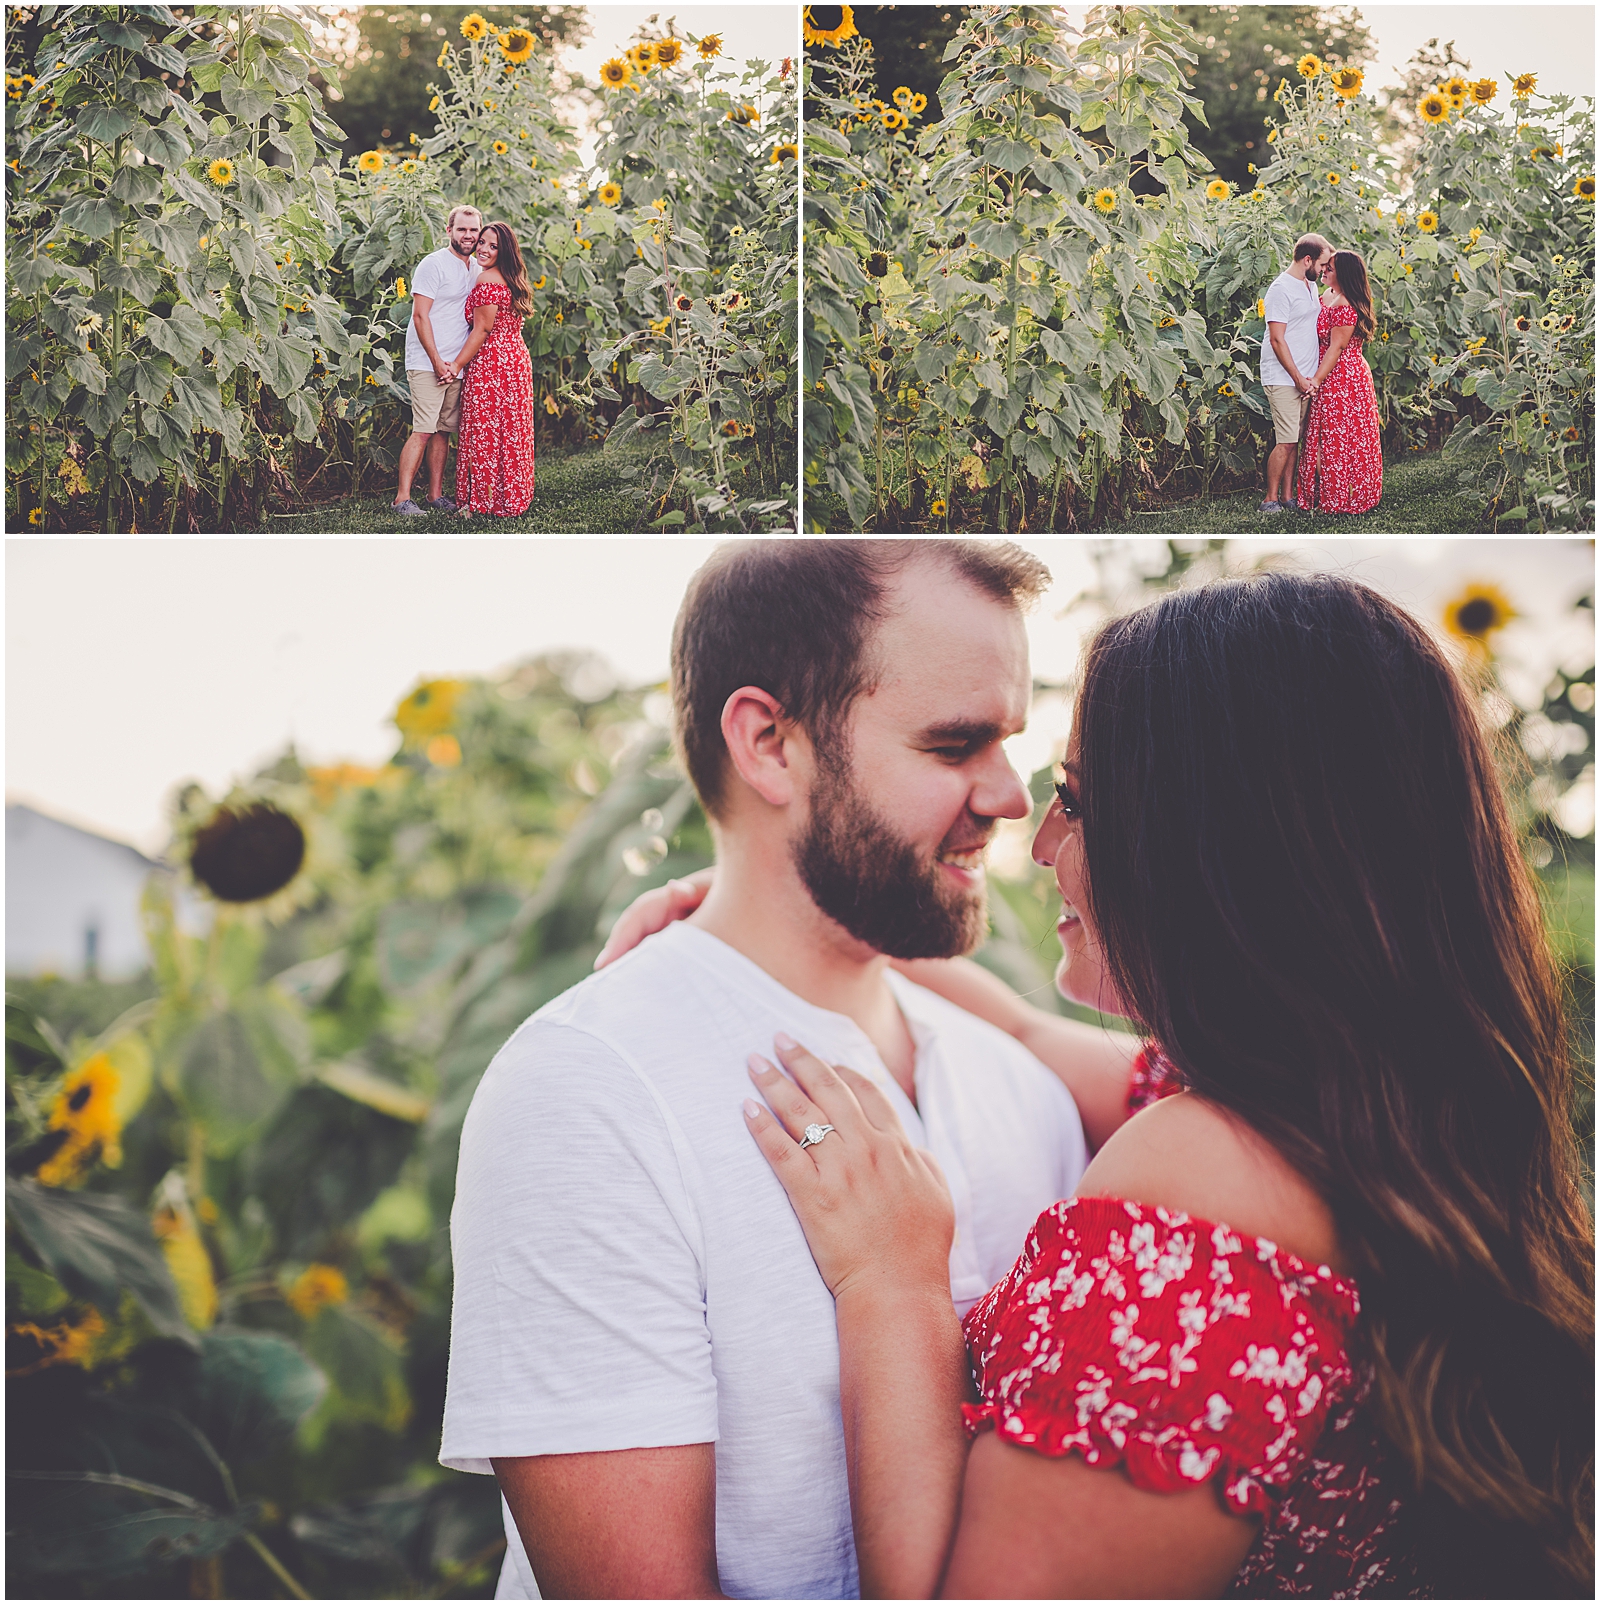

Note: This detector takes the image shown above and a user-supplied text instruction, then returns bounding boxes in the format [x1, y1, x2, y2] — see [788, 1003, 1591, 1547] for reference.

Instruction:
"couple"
[440, 543, 1592, 1598]
[1260, 232, 1383, 515]
[393, 205, 537, 521]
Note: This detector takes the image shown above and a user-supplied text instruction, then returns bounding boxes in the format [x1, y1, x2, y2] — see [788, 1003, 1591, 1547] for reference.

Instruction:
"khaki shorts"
[409, 369, 463, 435]
[1266, 384, 1307, 446]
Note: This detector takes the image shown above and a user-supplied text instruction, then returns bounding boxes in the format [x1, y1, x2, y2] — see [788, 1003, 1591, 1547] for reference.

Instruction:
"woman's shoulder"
[1076, 1090, 1346, 1273]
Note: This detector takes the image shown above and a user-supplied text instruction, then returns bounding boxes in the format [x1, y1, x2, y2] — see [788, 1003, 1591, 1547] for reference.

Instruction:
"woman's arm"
[890, 959, 1142, 1152]
[1308, 321, 1354, 387]
[452, 301, 499, 372]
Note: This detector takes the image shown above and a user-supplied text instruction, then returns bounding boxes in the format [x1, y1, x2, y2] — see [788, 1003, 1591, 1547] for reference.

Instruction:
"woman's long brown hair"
[481, 220, 533, 318]
[1076, 572, 1594, 1595]
[1332, 248, 1376, 339]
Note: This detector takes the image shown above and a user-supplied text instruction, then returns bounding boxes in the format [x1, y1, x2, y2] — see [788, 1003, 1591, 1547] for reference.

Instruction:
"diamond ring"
[798, 1123, 835, 1150]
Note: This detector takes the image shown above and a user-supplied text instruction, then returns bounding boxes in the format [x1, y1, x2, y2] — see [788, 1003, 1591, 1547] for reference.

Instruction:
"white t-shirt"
[1259, 269, 1321, 387]
[440, 921, 1088, 1601]
[404, 244, 479, 370]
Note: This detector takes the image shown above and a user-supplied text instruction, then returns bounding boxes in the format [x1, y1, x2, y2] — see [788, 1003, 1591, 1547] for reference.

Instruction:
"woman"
[452, 220, 536, 518]
[1296, 249, 1383, 513]
[656, 574, 1591, 1596]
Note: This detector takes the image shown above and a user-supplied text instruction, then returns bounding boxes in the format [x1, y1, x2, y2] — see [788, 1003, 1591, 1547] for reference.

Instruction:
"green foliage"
[1170, 5, 1376, 190]
[802, 4, 1595, 531]
[5, 8, 797, 531]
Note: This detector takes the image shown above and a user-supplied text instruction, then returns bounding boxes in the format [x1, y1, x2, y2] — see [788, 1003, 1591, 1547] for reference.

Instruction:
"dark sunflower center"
[809, 6, 846, 32]
[191, 803, 307, 903]
[69, 1083, 93, 1112]
[1456, 598, 1497, 635]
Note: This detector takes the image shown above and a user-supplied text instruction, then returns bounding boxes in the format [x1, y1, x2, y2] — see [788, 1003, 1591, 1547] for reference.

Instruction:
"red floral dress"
[458, 281, 536, 517]
[960, 1051, 1423, 1596]
[1295, 303, 1382, 514]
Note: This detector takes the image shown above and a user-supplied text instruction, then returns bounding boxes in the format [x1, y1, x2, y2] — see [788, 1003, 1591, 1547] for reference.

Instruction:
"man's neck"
[687, 839, 920, 1101]
[1288, 260, 1312, 282]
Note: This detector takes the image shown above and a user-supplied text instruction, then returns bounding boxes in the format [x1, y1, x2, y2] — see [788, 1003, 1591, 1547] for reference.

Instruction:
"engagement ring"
[798, 1123, 835, 1149]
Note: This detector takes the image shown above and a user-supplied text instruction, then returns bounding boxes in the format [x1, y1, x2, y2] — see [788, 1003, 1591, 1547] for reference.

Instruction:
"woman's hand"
[594, 868, 713, 969]
[743, 1035, 955, 1301]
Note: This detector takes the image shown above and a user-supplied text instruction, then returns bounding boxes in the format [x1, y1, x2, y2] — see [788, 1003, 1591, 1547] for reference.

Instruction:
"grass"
[1095, 446, 1497, 535]
[815, 446, 1504, 534]
[246, 435, 675, 534]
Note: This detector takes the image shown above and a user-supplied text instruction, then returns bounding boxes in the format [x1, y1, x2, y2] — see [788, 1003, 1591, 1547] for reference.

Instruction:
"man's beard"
[793, 751, 989, 960]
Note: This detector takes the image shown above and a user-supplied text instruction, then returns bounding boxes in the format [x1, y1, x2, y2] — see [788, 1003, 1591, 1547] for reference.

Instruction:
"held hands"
[742, 1035, 955, 1301]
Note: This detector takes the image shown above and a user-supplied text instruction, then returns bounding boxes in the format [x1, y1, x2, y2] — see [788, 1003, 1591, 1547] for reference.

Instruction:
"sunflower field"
[4, 5, 798, 532]
[801, 3, 1594, 532]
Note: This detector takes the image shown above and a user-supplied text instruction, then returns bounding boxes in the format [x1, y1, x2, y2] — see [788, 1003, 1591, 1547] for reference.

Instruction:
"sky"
[7, 539, 1593, 855]
[1054, 3, 1595, 102]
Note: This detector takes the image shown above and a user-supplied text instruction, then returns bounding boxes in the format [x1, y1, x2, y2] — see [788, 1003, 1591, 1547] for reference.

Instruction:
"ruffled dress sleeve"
[1125, 1045, 1186, 1116]
[961, 1196, 1361, 1516]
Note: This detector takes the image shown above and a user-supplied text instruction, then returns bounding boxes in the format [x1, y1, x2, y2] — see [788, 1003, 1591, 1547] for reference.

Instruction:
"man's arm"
[410, 293, 452, 381]
[494, 1445, 724, 1600]
[891, 958, 1140, 1151]
[1267, 322, 1313, 393]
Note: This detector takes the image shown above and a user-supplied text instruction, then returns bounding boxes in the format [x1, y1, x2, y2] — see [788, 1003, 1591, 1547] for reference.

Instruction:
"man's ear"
[720, 686, 806, 808]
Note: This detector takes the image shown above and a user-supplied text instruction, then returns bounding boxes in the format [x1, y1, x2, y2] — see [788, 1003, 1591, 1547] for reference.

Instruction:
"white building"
[6, 803, 168, 980]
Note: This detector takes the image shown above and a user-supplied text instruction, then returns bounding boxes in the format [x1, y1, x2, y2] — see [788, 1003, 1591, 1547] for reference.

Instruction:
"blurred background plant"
[7, 543, 1591, 1596]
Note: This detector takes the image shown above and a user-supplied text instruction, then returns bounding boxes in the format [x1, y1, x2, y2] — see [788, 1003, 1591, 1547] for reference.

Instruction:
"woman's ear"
[720, 686, 804, 808]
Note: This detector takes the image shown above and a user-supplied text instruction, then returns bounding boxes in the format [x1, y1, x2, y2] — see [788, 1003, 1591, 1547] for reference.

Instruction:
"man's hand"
[434, 363, 457, 386]
[494, 1444, 724, 1599]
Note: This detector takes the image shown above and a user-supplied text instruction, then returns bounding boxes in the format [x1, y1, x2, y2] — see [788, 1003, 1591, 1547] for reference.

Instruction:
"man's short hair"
[1292, 233, 1332, 263]
[445, 205, 482, 231]
[671, 540, 1051, 817]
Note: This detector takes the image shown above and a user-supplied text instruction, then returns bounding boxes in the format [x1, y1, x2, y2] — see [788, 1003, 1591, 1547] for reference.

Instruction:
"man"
[1258, 232, 1331, 513]
[392, 205, 481, 517]
[440, 542, 1133, 1598]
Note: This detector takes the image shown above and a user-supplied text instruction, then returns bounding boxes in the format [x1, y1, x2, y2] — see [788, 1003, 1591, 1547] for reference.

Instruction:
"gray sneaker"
[429, 495, 458, 513]
[392, 499, 427, 517]
[1257, 499, 1282, 513]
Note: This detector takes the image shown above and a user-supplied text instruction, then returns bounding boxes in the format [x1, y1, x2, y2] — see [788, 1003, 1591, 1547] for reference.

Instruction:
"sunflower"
[1575, 174, 1596, 200]
[1092, 188, 1118, 214]
[207, 156, 235, 186]
[428, 94, 440, 111]
[1218, 382, 1236, 397]
[770, 142, 799, 163]
[865, 249, 890, 277]
[1512, 72, 1537, 98]
[649, 315, 672, 335]
[437, 41, 450, 66]
[395, 276, 408, 298]
[1326, 171, 1340, 185]
[880, 107, 906, 130]
[839, 115, 853, 134]
[598, 181, 622, 205]
[697, 33, 722, 59]
[1559, 315, 1574, 331]
[721, 420, 742, 436]
[1469, 78, 1497, 105]
[36, 1053, 123, 1186]
[191, 803, 306, 903]
[1444, 584, 1516, 649]
[287, 1264, 349, 1320]
[1206, 178, 1230, 200]
[394, 678, 465, 743]
[1416, 210, 1438, 232]
[1331, 66, 1364, 98]
[804, 6, 859, 47]
[1257, 298, 1266, 317]
[1440, 76, 1468, 103]
[1251, 184, 1267, 201]
[357, 149, 385, 173]
[1265, 127, 1277, 143]
[1297, 54, 1322, 78]
[927, 497, 950, 519]
[1467, 225, 1482, 245]
[1539, 313, 1559, 331]
[28, 507, 43, 525]
[893, 85, 913, 107]
[910, 93, 927, 114]
[492, 139, 509, 155]
[675, 293, 694, 311]
[460, 12, 489, 41]
[499, 27, 536, 64]
[1514, 315, 1532, 332]
[655, 37, 683, 66]
[728, 102, 760, 126]
[628, 42, 658, 72]
[533, 274, 547, 289]
[1565, 426, 1581, 441]
[599, 57, 633, 88]
[1418, 92, 1449, 125]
